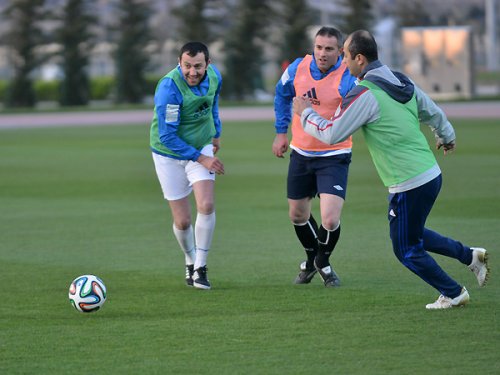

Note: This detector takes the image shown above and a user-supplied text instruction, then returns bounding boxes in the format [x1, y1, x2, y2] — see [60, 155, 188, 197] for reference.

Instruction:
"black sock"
[293, 215, 319, 267]
[315, 224, 341, 269]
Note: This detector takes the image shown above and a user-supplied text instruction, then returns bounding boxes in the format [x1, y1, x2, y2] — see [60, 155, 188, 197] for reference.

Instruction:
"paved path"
[0, 102, 499, 129]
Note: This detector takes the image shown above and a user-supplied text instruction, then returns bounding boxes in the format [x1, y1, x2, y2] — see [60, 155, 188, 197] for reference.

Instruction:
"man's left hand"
[292, 96, 311, 116]
[437, 139, 456, 155]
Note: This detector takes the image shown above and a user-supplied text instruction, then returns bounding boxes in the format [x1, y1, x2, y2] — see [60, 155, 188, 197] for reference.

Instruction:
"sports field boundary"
[0, 101, 499, 129]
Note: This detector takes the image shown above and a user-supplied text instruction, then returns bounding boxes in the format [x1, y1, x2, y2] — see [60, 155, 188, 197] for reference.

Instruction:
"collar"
[359, 60, 383, 79]
[311, 54, 343, 75]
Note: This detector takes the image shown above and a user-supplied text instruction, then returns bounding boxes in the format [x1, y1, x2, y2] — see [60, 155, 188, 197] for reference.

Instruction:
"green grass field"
[1, 117, 499, 374]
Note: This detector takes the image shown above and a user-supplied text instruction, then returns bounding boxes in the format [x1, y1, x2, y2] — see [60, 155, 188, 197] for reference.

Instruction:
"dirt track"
[0, 102, 499, 130]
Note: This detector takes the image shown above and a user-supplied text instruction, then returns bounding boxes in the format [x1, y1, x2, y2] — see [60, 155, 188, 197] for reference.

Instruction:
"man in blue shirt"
[273, 27, 357, 287]
[294, 30, 490, 309]
[150, 42, 224, 290]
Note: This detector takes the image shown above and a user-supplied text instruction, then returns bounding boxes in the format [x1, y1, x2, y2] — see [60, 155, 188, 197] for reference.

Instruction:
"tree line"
[5, 0, 476, 108]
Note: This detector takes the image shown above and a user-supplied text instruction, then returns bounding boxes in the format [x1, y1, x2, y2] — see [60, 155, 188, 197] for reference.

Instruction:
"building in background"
[401, 26, 474, 99]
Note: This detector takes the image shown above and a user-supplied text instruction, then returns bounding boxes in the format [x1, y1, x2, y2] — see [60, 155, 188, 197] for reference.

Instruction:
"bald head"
[345, 30, 378, 63]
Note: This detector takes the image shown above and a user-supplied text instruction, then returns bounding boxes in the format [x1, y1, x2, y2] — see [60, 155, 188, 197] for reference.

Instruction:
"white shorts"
[152, 144, 215, 200]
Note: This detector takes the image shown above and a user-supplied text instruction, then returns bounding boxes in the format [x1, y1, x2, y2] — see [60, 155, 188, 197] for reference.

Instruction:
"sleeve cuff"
[191, 150, 201, 161]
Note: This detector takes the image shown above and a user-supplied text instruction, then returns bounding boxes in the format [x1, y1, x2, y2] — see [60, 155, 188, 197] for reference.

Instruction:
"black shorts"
[287, 150, 351, 200]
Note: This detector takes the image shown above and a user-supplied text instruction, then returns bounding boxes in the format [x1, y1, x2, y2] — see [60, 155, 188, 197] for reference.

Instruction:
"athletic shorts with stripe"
[287, 150, 351, 200]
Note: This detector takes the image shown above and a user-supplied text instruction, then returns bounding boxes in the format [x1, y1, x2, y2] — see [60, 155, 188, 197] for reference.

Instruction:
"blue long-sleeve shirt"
[154, 65, 223, 161]
[274, 55, 356, 134]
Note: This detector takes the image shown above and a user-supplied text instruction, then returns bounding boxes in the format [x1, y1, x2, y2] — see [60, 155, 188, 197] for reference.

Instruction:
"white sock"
[172, 224, 195, 265]
[194, 212, 215, 269]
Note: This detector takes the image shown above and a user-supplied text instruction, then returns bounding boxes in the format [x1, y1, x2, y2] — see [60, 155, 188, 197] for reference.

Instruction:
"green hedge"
[0, 76, 162, 104]
[0, 80, 7, 102]
[0, 77, 117, 103]
[90, 77, 115, 100]
[33, 80, 60, 101]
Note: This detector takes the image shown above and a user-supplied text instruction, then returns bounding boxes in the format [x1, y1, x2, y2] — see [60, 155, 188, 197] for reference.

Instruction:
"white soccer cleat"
[425, 287, 470, 310]
[468, 247, 490, 287]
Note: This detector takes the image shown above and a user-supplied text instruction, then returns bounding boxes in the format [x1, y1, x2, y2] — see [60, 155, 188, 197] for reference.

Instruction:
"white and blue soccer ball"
[68, 274, 107, 313]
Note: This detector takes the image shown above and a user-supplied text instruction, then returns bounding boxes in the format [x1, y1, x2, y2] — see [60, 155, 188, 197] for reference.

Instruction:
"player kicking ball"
[150, 42, 224, 290]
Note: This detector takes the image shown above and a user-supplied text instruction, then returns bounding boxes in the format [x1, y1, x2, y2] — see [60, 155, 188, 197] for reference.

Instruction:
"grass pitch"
[0, 117, 499, 374]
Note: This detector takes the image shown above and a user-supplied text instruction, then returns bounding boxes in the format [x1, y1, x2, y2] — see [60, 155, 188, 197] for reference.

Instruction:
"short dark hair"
[347, 30, 378, 62]
[179, 42, 209, 64]
[315, 26, 344, 47]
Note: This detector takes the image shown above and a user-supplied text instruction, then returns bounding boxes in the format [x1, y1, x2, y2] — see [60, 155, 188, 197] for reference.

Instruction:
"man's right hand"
[272, 133, 289, 158]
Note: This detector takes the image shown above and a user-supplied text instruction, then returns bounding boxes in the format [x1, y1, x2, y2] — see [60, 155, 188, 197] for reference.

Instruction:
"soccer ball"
[68, 274, 107, 313]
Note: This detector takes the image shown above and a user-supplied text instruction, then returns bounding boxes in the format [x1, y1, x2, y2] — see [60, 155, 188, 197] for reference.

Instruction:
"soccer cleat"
[314, 261, 341, 287]
[185, 264, 194, 287]
[425, 287, 470, 310]
[468, 247, 490, 287]
[294, 261, 317, 284]
[193, 266, 211, 290]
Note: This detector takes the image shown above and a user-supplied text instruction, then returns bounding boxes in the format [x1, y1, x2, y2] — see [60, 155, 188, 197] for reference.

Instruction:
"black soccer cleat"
[294, 261, 317, 284]
[193, 266, 211, 290]
[185, 264, 194, 287]
[314, 261, 341, 287]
